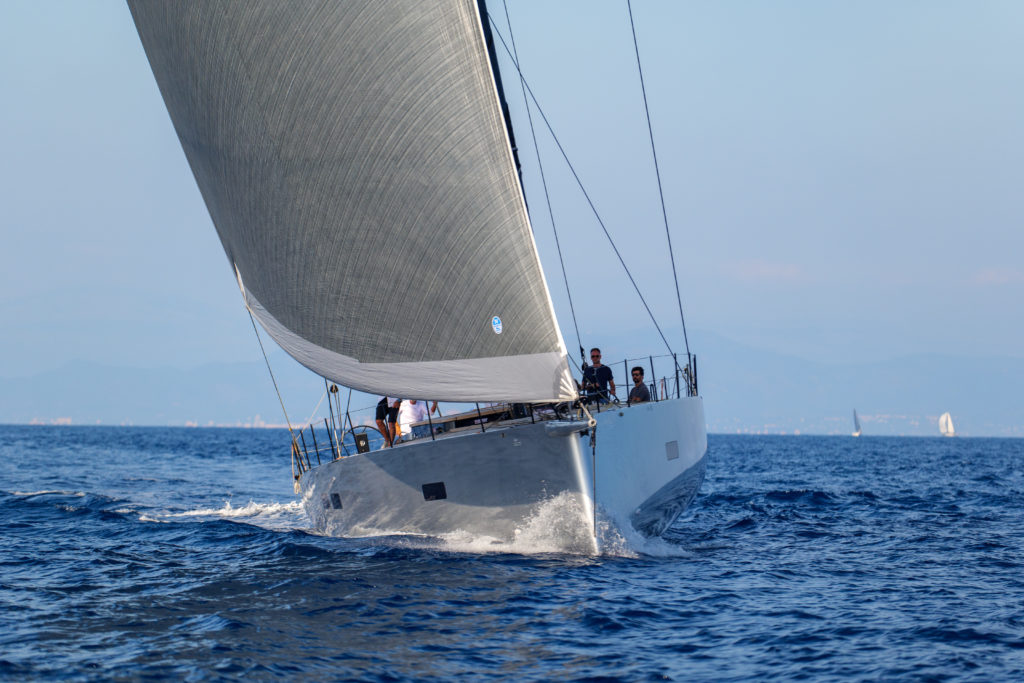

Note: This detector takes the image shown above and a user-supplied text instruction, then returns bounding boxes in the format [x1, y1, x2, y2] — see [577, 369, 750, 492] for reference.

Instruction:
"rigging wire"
[500, 0, 584, 365]
[326, 379, 341, 459]
[486, 15, 677, 358]
[333, 383, 344, 432]
[626, 0, 691, 359]
[303, 388, 329, 430]
[244, 307, 295, 436]
[344, 387, 353, 433]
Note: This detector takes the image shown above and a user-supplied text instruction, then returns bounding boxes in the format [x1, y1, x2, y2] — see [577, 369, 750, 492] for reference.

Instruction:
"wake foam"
[167, 500, 307, 532]
[510, 491, 598, 554]
[387, 493, 691, 557]
[137, 514, 169, 524]
[10, 490, 86, 498]
[362, 492, 597, 556]
[595, 509, 693, 558]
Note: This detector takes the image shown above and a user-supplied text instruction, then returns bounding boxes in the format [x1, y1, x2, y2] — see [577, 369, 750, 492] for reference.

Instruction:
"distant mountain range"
[2, 333, 1021, 436]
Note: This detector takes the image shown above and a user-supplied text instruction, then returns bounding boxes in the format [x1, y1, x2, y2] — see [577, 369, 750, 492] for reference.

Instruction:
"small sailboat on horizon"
[852, 410, 862, 437]
[939, 411, 956, 437]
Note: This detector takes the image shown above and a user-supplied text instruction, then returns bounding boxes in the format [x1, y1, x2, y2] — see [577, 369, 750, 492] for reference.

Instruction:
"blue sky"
[2, 1, 1022, 388]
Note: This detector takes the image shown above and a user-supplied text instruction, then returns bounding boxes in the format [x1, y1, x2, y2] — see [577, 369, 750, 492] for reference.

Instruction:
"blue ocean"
[1, 426, 1022, 680]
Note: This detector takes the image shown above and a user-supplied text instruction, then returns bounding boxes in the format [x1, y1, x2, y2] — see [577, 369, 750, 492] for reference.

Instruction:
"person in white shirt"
[397, 399, 429, 440]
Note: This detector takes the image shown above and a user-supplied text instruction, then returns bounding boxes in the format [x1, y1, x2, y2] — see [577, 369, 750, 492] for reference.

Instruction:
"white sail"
[939, 411, 955, 437]
[128, 0, 576, 402]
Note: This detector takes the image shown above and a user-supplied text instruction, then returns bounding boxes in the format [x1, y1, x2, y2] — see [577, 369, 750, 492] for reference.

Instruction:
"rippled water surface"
[2, 426, 1023, 680]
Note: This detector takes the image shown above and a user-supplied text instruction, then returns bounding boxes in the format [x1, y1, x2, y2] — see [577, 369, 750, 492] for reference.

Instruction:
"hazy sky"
[2, 1, 1022, 383]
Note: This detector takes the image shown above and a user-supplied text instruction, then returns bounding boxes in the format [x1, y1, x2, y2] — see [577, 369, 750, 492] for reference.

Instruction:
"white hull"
[298, 397, 707, 553]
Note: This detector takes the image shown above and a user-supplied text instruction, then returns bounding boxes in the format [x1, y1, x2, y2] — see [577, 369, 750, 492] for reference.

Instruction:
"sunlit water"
[1, 426, 1022, 680]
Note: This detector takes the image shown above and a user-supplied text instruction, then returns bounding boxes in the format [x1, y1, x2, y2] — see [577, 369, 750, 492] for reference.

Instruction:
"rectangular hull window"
[422, 482, 447, 501]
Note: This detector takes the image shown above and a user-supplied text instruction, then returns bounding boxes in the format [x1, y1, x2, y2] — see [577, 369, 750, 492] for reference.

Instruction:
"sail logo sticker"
[491, 316, 503, 334]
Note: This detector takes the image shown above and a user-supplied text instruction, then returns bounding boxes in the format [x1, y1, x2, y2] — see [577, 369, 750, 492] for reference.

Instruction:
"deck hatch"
[330, 493, 343, 509]
[422, 482, 447, 501]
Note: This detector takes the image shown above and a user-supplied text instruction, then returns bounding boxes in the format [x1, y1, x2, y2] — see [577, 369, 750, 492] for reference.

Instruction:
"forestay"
[128, 0, 575, 402]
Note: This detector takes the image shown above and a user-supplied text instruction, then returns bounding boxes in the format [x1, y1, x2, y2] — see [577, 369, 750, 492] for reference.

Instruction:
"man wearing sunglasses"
[628, 366, 651, 403]
[581, 347, 616, 404]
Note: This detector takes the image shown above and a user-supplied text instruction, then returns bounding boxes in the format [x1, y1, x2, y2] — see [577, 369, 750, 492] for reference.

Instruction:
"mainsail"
[128, 0, 575, 402]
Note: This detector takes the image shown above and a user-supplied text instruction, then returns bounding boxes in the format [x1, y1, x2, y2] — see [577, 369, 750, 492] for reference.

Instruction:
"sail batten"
[129, 0, 574, 401]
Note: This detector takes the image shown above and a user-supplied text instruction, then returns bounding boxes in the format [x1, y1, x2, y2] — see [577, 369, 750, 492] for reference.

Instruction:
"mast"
[477, 0, 524, 187]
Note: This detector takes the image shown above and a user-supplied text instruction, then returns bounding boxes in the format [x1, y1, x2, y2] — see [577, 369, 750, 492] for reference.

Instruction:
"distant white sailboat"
[939, 411, 956, 437]
[852, 410, 862, 437]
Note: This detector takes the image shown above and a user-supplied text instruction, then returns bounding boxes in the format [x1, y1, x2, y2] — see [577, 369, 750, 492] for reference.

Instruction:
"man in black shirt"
[581, 347, 616, 404]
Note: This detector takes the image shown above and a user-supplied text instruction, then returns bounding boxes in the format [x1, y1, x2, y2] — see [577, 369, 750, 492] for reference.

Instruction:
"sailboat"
[127, 0, 707, 552]
[939, 412, 955, 437]
[852, 410, 862, 437]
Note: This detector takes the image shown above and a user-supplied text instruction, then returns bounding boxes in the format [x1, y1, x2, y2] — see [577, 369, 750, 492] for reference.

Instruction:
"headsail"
[128, 0, 575, 402]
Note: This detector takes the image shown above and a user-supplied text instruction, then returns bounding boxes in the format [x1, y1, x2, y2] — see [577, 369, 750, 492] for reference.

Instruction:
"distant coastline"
[4, 423, 1022, 438]
[2, 333, 1022, 436]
